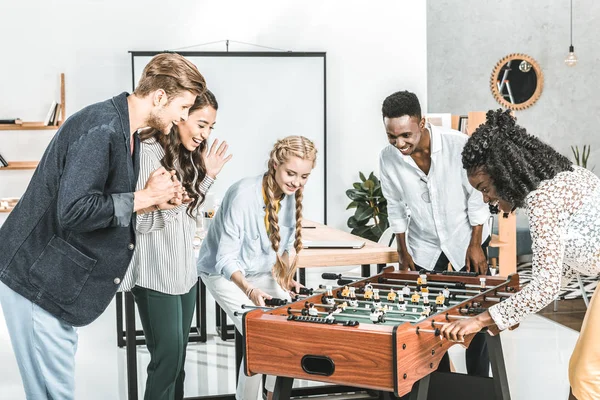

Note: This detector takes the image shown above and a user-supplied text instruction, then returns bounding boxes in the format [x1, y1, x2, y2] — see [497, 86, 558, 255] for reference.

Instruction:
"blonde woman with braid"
[197, 135, 317, 400]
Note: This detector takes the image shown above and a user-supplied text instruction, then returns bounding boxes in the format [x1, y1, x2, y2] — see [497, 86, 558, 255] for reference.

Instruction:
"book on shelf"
[44, 101, 58, 126]
[52, 104, 62, 126]
[0, 118, 22, 125]
[0, 152, 8, 167]
[458, 115, 469, 134]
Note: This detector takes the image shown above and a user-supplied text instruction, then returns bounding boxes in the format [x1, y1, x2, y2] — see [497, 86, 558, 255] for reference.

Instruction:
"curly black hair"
[462, 109, 573, 209]
[382, 90, 421, 120]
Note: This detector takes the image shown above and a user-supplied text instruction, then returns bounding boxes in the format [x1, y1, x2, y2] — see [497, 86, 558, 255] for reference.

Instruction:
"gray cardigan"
[0, 92, 139, 326]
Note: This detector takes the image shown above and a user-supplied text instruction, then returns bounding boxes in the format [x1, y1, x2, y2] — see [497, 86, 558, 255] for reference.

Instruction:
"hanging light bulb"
[565, 45, 578, 66]
[565, 0, 578, 66]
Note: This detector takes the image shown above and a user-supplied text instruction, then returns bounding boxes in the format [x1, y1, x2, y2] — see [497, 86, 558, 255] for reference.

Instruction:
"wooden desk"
[295, 220, 399, 283]
[298, 220, 399, 265]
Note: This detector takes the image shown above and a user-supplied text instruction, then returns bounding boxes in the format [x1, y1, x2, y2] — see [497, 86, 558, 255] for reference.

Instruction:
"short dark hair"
[462, 109, 573, 208]
[382, 90, 422, 120]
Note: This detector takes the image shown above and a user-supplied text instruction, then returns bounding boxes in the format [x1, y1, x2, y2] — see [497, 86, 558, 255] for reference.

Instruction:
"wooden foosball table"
[242, 267, 520, 400]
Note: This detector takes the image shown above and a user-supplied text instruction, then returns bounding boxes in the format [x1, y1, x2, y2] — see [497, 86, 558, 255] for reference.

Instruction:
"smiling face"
[273, 155, 314, 196]
[384, 115, 425, 156]
[145, 90, 197, 134]
[175, 105, 217, 152]
[467, 169, 513, 213]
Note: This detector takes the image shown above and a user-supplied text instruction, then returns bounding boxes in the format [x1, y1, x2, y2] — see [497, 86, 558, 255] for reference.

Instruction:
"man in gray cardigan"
[0, 53, 206, 399]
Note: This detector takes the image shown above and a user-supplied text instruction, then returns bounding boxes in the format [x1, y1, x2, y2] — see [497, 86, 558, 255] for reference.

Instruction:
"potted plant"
[571, 145, 594, 170]
[346, 172, 389, 242]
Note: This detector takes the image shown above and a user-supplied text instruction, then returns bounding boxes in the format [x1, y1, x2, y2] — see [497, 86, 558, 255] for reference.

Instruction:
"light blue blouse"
[197, 175, 296, 280]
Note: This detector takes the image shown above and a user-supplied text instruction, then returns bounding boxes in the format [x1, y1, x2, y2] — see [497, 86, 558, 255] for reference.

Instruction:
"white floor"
[0, 267, 579, 400]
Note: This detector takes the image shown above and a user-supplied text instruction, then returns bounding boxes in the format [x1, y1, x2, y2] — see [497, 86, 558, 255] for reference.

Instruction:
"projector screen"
[130, 51, 327, 223]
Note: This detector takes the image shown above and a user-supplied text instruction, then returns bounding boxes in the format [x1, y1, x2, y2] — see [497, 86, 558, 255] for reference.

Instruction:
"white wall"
[0, 0, 427, 230]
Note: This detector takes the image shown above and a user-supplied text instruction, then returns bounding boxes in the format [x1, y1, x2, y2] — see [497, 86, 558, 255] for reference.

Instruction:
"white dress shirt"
[379, 123, 490, 270]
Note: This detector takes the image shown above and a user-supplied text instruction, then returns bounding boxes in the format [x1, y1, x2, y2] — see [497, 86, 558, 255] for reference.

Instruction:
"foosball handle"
[265, 298, 288, 307]
[337, 279, 353, 286]
[293, 287, 314, 295]
[322, 273, 342, 280]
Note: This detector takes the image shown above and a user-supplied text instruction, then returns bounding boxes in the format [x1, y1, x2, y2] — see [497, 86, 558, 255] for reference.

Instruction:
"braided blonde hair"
[265, 136, 317, 289]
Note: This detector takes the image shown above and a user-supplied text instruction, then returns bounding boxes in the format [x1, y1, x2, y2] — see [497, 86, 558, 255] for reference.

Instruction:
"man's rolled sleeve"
[111, 193, 134, 227]
[380, 154, 409, 234]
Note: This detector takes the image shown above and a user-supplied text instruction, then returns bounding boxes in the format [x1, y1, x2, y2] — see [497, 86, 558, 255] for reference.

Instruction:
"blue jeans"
[0, 280, 78, 399]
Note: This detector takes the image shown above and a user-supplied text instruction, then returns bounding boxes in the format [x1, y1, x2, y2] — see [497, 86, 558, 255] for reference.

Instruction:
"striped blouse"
[120, 137, 213, 295]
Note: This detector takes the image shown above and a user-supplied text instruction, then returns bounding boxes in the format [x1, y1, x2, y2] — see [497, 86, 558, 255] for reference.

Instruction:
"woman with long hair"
[121, 89, 232, 400]
[439, 109, 600, 400]
[197, 135, 317, 400]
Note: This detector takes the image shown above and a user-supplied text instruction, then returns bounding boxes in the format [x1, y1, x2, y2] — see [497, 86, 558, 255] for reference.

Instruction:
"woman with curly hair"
[121, 89, 232, 400]
[439, 109, 600, 400]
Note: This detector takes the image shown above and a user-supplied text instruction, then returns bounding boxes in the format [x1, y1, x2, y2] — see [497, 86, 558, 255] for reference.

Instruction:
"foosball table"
[242, 267, 520, 400]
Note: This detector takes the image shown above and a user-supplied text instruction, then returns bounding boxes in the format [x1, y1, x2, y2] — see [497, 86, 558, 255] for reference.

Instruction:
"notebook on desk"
[302, 240, 366, 249]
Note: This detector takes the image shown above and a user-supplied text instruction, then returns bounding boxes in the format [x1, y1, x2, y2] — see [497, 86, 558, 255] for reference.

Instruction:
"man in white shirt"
[379, 90, 491, 378]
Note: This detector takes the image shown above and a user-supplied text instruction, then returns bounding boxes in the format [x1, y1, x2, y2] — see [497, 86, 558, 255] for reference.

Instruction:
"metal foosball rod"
[314, 302, 424, 318]
[378, 277, 486, 290]
[326, 296, 457, 311]
[336, 292, 464, 307]
[286, 307, 416, 323]
[367, 282, 482, 296]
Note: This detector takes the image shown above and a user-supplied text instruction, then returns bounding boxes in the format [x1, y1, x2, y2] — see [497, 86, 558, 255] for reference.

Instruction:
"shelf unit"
[0, 161, 39, 170]
[0, 74, 64, 174]
[0, 73, 66, 130]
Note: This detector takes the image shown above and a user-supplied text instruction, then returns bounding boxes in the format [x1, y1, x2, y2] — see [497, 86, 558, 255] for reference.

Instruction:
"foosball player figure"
[334, 302, 348, 313]
[417, 273, 428, 293]
[341, 285, 350, 299]
[402, 284, 411, 297]
[323, 285, 336, 305]
[348, 287, 359, 308]
[373, 288, 382, 308]
[479, 277, 487, 292]
[442, 286, 451, 306]
[370, 306, 386, 324]
[420, 304, 432, 318]
[307, 303, 319, 317]
[325, 311, 336, 322]
[363, 283, 374, 300]
[434, 292, 446, 312]
[411, 291, 420, 306]
[397, 293, 407, 311]
[387, 288, 397, 303]
[422, 291, 430, 306]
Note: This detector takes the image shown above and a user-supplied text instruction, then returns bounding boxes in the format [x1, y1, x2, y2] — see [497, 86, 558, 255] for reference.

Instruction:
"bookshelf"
[0, 161, 39, 170]
[0, 73, 65, 175]
[0, 73, 66, 131]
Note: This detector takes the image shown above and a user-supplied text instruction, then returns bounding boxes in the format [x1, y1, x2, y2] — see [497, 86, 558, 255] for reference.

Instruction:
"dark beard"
[145, 112, 170, 134]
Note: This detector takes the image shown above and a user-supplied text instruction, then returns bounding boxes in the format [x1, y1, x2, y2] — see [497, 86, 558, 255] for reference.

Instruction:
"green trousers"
[132, 284, 198, 400]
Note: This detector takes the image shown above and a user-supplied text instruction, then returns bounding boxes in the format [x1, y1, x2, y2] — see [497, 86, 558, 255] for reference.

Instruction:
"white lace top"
[489, 166, 600, 330]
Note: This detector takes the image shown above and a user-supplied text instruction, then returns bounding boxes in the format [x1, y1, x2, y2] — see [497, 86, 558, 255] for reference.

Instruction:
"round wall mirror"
[490, 53, 543, 111]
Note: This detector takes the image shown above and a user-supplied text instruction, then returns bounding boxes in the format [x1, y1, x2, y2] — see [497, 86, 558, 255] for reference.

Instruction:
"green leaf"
[346, 189, 367, 201]
[369, 172, 380, 186]
[347, 216, 359, 228]
[359, 172, 367, 182]
[346, 201, 359, 210]
[353, 182, 362, 190]
[361, 180, 375, 191]
[370, 224, 384, 239]
[354, 204, 372, 221]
